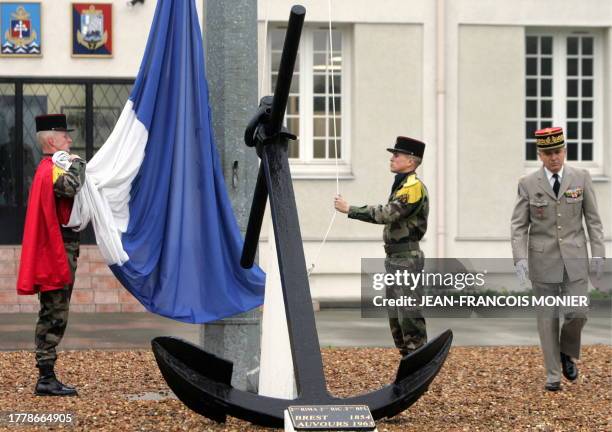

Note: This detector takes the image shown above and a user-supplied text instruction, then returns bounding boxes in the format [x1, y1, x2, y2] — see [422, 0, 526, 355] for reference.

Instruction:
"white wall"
[0, 0, 156, 77]
[456, 25, 524, 240]
[258, 0, 430, 24]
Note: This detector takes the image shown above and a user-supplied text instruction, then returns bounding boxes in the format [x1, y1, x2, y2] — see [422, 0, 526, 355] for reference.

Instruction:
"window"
[525, 30, 603, 171]
[0, 78, 133, 244]
[269, 26, 351, 178]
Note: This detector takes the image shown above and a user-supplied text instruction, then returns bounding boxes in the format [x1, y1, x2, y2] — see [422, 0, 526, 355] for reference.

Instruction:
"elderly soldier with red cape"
[16, 114, 85, 396]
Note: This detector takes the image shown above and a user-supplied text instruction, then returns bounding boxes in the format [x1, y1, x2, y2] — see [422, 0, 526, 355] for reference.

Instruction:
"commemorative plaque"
[286, 405, 376, 431]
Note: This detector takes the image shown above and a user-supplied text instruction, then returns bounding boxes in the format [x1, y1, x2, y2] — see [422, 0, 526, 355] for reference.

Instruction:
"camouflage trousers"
[385, 250, 427, 356]
[35, 241, 79, 368]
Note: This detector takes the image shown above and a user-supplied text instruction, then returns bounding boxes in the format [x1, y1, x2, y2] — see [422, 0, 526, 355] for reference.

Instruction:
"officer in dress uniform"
[511, 127, 605, 391]
[16, 114, 85, 396]
[334, 136, 429, 356]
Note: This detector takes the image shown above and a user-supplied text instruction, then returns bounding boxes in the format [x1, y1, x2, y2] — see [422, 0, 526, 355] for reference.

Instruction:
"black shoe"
[35, 365, 78, 397]
[560, 352, 578, 381]
[544, 381, 561, 392]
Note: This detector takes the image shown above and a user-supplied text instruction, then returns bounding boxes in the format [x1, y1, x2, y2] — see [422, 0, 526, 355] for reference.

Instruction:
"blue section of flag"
[110, 0, 265, 323]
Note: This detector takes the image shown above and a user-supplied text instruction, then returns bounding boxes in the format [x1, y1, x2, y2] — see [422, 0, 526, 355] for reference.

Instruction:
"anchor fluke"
[341, 329, 453, 420]
[152, 330, 453, 428]
[152, 337, 233, 423]
[396, 329, 453, 384]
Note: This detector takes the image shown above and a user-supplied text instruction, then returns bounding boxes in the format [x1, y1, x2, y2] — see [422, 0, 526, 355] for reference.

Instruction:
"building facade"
[258, 0, 612, 303]
[0, 0, 610, 311]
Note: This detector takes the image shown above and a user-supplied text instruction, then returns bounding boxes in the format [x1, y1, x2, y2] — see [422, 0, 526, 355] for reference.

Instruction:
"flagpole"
[200, 0, 262, 392]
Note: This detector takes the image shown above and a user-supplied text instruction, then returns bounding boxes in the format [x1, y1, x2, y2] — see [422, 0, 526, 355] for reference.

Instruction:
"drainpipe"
[435, 0, 446, 258]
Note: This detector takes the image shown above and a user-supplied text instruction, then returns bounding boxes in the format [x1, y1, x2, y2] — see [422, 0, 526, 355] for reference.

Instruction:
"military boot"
[35, 365, 78, 397]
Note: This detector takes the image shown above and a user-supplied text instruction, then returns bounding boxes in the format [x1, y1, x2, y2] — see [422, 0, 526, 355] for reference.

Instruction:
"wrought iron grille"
[0, 83, 16, 209]
[93, 84, 131, 152]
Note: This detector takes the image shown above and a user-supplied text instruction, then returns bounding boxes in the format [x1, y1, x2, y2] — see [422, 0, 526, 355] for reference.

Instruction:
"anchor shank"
[262, 139, 328, 398]
[244, 3, 328, 397]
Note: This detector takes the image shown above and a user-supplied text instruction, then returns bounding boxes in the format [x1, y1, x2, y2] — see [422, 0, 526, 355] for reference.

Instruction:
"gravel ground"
[0, 345, 610, 431]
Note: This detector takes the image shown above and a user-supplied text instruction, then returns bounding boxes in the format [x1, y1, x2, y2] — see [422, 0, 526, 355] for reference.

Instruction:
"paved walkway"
[1, 310, 610, 351]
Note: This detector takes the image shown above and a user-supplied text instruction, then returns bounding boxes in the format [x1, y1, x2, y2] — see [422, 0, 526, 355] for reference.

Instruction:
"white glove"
[590, 257, 605, 281]
[52, 151, 72, 171]
[515, 259, 529, 287]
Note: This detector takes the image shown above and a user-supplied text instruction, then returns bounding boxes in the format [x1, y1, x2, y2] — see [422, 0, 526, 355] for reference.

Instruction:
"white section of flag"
[67, 100, 148, 265]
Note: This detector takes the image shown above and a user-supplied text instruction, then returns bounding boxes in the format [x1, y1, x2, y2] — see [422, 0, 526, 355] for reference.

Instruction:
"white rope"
[307, 211, 337, 276]
[328, 0, 340, 196]
[307, 0, 340, 276]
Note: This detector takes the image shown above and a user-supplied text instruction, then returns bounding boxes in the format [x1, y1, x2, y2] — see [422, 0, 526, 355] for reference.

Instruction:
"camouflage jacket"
[52, 158, 86, 199]
[52, 157, 86, 242]
[348, 172, 429, 245]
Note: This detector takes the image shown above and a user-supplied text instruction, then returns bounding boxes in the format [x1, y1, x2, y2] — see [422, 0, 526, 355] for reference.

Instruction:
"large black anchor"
[152, 5, 453, 428]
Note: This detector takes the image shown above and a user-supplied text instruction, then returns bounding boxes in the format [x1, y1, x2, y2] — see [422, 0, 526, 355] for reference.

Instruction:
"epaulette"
[395, 174, 422, 204]
[52, 165, 66, 184]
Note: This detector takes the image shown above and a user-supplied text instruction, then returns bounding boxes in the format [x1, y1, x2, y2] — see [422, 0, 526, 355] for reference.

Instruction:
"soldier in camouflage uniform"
[334, 136, 428, 356]
[17, 114, 84, 396]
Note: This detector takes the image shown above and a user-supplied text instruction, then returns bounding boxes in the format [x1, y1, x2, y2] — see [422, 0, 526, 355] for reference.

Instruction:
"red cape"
[16, 158, 73, 295]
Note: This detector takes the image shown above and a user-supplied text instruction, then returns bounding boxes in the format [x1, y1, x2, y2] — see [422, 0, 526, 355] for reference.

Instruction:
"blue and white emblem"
[1, 3, 41, 56]
[77, 5, 108, 50]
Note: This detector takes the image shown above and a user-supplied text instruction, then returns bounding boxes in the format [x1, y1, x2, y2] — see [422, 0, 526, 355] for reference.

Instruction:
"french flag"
[69, 0, 265, 323]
